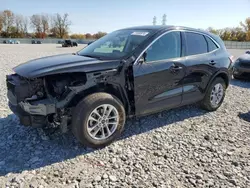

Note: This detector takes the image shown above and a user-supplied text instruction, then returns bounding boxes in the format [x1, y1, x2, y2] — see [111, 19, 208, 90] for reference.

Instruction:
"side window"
[205, 36, 218, 52]
[145, 32, 181, 62]
[185, 32, 207, 56]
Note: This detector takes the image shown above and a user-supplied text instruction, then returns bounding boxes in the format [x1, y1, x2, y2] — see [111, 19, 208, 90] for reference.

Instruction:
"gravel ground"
[0, 45, 249, 188]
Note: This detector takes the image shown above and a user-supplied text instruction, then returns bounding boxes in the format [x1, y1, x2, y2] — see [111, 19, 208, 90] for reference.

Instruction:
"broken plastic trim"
[56, 70, 117, 108]
[19, 101, 56, 116]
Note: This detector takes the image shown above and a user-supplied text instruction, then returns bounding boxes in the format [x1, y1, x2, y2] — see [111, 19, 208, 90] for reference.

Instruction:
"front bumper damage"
[6, 71, 106, 128]
[8, 89, 56, 127]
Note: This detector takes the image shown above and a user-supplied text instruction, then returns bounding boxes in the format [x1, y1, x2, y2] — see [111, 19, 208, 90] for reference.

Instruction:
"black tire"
[201, 77, 226, 111]
[72, 92, 126, 148]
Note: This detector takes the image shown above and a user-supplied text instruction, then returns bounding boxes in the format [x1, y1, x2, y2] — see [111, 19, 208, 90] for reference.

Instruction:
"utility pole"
[153, 16, 157, 25]
[162, 14, 167, 25]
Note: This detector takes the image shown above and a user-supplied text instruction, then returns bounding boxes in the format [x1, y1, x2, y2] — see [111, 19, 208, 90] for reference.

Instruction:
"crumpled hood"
[13, 54, 120, 78]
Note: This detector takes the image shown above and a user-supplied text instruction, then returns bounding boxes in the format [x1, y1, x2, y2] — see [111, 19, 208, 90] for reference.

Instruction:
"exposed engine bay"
[6, 72, 92, 131]
[7, 73, 87, 103]
[45, 73, 87, 99]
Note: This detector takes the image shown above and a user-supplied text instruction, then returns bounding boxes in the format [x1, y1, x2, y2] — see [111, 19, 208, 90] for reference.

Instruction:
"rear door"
[133, 31, 186, 116]
[182, 32, 220, 104]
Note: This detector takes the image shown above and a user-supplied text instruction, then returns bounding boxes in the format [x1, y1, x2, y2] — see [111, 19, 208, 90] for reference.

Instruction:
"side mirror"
[138, 52, 147, 64]
[138, 56, 145, 64]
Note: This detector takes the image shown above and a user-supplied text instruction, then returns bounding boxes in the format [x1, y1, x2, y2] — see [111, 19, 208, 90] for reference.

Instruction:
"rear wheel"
[72, 92, 126, 148]
[201, 77, 226, 111]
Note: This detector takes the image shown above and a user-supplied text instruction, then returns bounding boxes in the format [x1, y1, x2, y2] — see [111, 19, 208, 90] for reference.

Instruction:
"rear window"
[205, 36, 218, 52]
[185, 32, 207, 56]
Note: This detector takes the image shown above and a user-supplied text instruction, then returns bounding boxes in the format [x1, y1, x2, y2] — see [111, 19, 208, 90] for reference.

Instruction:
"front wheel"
[201, 77, 226, 111]
[72, 92, 126, 148]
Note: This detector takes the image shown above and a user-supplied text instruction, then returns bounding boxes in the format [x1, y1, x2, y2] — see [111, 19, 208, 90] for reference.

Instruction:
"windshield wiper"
[82, 54, 103, 60]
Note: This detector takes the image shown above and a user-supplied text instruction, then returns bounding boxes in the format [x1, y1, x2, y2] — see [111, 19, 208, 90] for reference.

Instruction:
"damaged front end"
[6, 72, 106, 131]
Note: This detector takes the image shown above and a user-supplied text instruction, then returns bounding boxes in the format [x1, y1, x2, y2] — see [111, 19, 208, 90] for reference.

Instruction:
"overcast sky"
[1, 0, 250, 34]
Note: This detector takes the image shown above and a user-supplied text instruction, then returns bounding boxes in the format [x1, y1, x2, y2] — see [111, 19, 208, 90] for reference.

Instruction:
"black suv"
[62, 40, 78, 47]
[6, 26, 233, 148]
[233, 51, 250, 80]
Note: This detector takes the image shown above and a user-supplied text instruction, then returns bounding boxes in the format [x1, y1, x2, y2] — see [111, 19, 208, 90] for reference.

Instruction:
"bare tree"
[1, 10, 14, 36]
[14, 14, 29, 37]
[30, 14, 42, 34]
[15, 14, 22, 35]
[41, 14, 49, 35]
[0, 13, 3, 33]
[23, 16, 29, 35]
[30, 14, 50, 38]
[52, 13, 71, 38]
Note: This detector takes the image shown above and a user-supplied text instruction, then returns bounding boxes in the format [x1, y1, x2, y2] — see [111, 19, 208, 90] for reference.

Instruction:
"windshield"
[77, 29, 153, 59]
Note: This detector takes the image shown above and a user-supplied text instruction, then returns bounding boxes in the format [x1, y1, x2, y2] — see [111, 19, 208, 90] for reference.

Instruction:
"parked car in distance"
[14, 40, 20, 44]
[58, 40, 63, 44]
[233, 51, 250, 79]
[62, 40, 78, 47]
[8, 40, 14, 44]
[2, 40, 20, 44]
[6, 25, 233, 148]
[32, 40, 42, 44]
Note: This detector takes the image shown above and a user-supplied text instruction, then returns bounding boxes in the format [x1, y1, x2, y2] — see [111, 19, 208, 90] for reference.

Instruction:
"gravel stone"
[188, 178, 196, 186]
[195, 173, 203, 179]
[94, 175, 102, 182]
[0, 46, 249, 188]
[228, 178, 237, 186]
[109, 175, 117, 182]
[102, 174, 108, 179]
[204, 135, 210, 141]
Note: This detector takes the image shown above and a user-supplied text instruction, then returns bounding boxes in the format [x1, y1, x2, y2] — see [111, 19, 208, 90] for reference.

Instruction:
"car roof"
[120, 25, 173, 31]
[119, 25, 214, 36]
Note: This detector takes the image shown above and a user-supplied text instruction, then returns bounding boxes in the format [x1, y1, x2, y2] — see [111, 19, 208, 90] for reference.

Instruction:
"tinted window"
[145, 32, 181, 62]
[78, 29, 153, 59]
[185, 32, 207, 56]
[205, 36, 218, 52]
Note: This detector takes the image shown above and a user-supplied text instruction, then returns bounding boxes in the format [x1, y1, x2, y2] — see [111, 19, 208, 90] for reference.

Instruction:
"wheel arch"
[206, 70, 230, 93]
[69, 84, 129, 114]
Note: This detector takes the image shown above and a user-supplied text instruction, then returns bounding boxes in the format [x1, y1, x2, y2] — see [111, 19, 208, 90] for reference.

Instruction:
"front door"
[133, 31, 186, 116]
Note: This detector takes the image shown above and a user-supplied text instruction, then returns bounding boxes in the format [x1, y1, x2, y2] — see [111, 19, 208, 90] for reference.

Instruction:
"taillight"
[229, 55, 234, 62]
[229, 55, 234, 66]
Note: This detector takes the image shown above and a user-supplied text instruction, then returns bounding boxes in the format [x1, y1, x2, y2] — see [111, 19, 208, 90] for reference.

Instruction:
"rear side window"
[185, 32, 207, 56]
[205, 36, 218, 52]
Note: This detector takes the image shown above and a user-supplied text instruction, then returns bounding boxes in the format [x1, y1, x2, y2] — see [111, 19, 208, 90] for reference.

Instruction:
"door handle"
[171, 65, 183, 70]
[209, 60, 216, 65]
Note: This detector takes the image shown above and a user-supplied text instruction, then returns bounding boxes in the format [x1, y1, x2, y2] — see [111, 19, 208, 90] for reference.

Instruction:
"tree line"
[207, 17, 250, 41]
[0, 10, 107, 39]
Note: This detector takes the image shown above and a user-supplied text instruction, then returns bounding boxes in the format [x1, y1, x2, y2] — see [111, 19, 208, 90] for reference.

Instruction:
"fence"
[1, 38, 250, 49]
[0, 38, 95, 44]
[223, 41, 250, 49]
